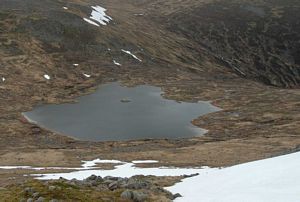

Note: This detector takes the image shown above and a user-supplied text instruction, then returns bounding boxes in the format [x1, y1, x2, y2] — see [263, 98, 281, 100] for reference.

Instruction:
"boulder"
[24, 187, 35, 195]
[172, 193, 182, 199]
[35, 197, 45, 202]
[120, 190, 148, 202]
[32, 192, 39, 198]
[108, 181, 118, 190]
[132, 191, 148, 202]
[120, 190, 133, 200]
[86, 175, 97, 181]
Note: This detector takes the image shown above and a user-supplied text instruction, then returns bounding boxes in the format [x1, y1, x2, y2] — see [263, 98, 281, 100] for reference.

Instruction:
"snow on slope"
[2, 152, 299, 201]
[43, 74, 50, 80]
[113, 60, 122, 66]
[32, 160, 203, 180]
[83, 5, 112, 27]
[83, 73, 91, 78]
[166, 151, 300, 202]
[121, 49, 142, 62]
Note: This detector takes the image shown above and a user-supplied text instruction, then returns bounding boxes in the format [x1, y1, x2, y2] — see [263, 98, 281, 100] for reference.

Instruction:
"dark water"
[24, 83, 220, 141]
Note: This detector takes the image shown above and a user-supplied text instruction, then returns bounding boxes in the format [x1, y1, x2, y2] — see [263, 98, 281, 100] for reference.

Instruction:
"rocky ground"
[0, 0, 300, 200]
[0, 174, 184, 201]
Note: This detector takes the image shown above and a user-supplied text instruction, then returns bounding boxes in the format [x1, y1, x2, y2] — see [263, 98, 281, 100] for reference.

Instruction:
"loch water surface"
[24, 82, 220, 141]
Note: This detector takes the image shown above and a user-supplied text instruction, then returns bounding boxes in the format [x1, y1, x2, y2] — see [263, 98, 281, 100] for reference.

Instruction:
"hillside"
[0, 0, 299, 193]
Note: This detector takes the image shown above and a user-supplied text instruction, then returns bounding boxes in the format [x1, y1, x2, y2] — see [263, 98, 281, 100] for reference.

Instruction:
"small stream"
[24, 82, 220, 141]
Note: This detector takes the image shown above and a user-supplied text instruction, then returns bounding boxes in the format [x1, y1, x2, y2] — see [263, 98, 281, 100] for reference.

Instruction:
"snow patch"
[121, 49, 142, 62]
[2, 77, 5, 82]
[83, 73, 91, 78]
[83, 18, 99, 27]
[83, 5, 112, 27]
[82, 159, 123, 169]
[0, 166, 32, 170]
[166, 151, 300, 202]
[132, 160, 158, 164]
[63, 7, 68, 10]
[43, 74, 50, 80]
[32, 161, 202, 180]
[113, 60, 121, 66]
[73, 63, 79, 67]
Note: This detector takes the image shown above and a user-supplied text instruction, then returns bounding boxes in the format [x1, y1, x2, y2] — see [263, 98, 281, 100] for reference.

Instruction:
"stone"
[49, 199, 59, 202]
[108, 181, 118, 190]
[120, 98, 131, 103]
[121, 187, 148, 201]
[125, 180, 149, 189]
[172, 193, 182, 199]
[48, 186, 56, 191]
[26, 198, 34, 202]
[103, 180, 114, 185]
[104, 176, 119, 181]
[183, 173, 199, 178]
[120, 190, 133, 200]
[86, 175, 97, 181]
[36, 196, 45, 202]
[132, 191, 148, 202]
[96, 176, 103, 182]
[19, 199, 26, 202]
[24, 187, 35, 195]
[89, 180, 98, 186]
[32, 192, 39, 198]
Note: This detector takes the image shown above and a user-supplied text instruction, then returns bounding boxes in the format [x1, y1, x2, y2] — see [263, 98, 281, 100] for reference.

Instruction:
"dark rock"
[120, 98, 132, 103]
[86, 174, 97, 181]
[24, 187, 35, 195]
[183, 173, 199, 178]
[31, 126, 41, 134]
[108, 181, 118, 190]
[172, 193, 182, 199]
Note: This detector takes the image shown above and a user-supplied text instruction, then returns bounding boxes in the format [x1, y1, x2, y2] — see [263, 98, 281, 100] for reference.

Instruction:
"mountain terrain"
[0, 0, 299, 199]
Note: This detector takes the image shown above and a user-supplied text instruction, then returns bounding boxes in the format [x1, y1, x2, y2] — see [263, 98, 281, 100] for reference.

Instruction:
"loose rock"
[36, 196, 45, 202]
[32, 192, 39, 198]
[26, 198, 34, 202]
[120, 190, 133, 200]
[108, 181, 118, 190]
[48, 186, 56, 191]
